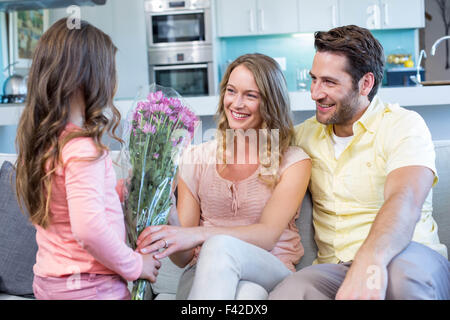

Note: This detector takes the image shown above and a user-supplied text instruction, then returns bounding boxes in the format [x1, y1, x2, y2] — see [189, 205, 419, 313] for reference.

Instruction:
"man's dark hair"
[314, 25, 385, 102]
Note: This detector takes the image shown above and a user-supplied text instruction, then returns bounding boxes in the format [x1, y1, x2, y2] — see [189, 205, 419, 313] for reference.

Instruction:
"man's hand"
[336, 166, 434, 300]
[335, 258, 388, 300]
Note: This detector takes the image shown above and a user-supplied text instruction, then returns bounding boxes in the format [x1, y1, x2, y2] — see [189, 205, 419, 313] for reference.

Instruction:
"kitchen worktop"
[1, 85, 450, 126]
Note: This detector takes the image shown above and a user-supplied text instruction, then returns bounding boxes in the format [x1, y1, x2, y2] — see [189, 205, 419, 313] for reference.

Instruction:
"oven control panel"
[148, 46, 213, 65]
[145, 0, 210, 12]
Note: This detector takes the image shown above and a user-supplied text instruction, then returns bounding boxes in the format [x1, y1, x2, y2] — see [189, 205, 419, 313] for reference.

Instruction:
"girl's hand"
[139, 253, 161, 283]
[136, 225, 203, 260]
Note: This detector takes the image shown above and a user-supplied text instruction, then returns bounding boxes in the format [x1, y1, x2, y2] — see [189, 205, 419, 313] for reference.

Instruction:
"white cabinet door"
[339, 0, 424, 30]
[380, 0, 424, 29]
[257, 0, 298, 35]
[216, 0, 257, 37]
[298, 0, 338, 32]
[339, 0, 383, 29]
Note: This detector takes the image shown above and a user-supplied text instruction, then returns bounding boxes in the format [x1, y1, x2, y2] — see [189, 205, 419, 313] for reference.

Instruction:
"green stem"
[131, 279, 151, 300]
[136, 133, 151, 228]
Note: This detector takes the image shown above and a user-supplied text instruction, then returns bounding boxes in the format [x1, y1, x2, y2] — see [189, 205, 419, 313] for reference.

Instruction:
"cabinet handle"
[153, 64, 208, 71]
[331, 4, 337, 27]
[151, 9, 204, 16]
[383, 3, 389, 26]
[249, 9, 255, 32]
[259, 8, 265, 32]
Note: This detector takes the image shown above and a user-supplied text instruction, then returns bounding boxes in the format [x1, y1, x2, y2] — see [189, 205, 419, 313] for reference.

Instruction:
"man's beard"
[317, 88, 360, 126]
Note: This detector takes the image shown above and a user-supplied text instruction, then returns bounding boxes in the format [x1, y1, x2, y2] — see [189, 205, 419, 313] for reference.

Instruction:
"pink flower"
[132, 110, 141, 123]
[176, 107, 197, 134]
[147, 91, 163, 103]
[159, 103, 173, 115]
[153, 153, 159, 159]
[136, 102, 145, 112]
[142, 122, 156, 134]
[168, 97, 182, 108]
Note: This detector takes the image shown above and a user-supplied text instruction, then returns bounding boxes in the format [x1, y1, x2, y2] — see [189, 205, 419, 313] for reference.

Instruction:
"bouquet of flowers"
[121, 84, 198, 300]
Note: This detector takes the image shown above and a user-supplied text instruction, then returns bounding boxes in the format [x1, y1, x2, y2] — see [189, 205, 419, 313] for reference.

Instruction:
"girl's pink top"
[179, 140, 310, 272]
[33, 123, 142, 281]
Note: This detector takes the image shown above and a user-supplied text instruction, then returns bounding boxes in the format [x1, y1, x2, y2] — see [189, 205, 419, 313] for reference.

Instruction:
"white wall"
[48, 0, 149, 99]
[424, 0, 450, 81]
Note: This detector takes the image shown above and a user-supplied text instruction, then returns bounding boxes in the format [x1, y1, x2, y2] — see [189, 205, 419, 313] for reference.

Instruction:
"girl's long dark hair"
[15, 18, 122, 228]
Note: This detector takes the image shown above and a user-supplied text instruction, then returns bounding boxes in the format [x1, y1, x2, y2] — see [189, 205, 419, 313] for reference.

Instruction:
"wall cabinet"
[378, 0, 424, 29]
[217, 0, 298, 37]
[298, 0, 338, 32]
[216, 0, 424, 38]
[216, 0, 255, 37]
[339, 0, 424, 30]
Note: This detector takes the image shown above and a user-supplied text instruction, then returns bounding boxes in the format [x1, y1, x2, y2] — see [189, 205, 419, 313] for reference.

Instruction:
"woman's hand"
[136, 225, 204, 260]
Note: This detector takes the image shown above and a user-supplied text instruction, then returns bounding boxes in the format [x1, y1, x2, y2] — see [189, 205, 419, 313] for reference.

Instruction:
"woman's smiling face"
[223, 64, 263, 131]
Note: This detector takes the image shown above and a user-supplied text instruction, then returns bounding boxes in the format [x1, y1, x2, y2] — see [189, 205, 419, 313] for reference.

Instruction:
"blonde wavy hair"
[214, 53, 294, 188]
[15, 19, 122, 228]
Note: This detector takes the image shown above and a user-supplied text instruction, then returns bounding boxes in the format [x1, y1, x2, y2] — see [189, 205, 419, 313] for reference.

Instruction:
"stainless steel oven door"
[150, 63, 214, 97]
[146, 9, 212, 48]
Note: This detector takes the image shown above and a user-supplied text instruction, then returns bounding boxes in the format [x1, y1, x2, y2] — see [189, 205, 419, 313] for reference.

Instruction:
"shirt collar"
[318, 95, 390, 139]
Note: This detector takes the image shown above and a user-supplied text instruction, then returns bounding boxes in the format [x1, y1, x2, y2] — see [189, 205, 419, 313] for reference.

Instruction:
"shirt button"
[366, 162, 372, 167]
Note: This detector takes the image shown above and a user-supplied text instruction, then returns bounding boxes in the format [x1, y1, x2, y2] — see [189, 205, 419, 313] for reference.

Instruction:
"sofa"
[1, 141, 449, 300]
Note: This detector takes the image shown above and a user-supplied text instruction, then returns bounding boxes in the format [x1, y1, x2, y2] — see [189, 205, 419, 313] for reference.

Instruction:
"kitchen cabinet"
[298, 0, 338, 32]
[257, 0, 298, 35]
[378, 0, 424, 29]
[339, 0, 424, 30]
[216, 0, 255, 37]
[217, 0, 298, 37]
[217, 0, 424, 39]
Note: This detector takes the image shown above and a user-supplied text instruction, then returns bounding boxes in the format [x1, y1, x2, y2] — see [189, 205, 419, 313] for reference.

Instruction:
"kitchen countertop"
[1, 85, 450, 126]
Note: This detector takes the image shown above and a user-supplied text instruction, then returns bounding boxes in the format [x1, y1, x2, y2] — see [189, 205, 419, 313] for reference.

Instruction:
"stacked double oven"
[145, 0, 215, 96]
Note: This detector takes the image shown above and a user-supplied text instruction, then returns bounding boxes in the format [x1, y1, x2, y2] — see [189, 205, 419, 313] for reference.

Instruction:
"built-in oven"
[145, 0, 215, 96]
[151, 63, 214, 97]
[148, 45, 215, 96]
[144, 0, 212, 48]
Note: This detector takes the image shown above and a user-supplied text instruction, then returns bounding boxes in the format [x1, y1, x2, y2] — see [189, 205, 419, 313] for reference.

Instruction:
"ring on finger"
[163, 239, 169, 248]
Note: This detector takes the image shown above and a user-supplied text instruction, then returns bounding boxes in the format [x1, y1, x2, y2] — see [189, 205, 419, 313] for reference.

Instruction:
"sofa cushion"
[0, 161, 38, 297]
[295, 190, 318, 270]
[151, 256, 186, 297]
[433, 140, 450, 252]
[154, 293, 177, 300]
[151, 190, 318, 297]
[0, 154, 17, 167]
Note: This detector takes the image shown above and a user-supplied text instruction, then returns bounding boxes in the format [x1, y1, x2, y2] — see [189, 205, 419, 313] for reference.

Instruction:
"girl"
[136, 53, 312, 299]
[15, 19, 160, 300]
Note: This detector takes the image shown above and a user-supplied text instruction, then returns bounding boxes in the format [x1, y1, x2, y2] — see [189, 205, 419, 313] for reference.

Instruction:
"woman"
[137, 53, 311, 299]
[15, 19, 160, 300]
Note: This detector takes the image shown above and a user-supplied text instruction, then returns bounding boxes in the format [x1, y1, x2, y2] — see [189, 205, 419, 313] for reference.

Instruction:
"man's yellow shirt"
[294, 96, 447, 264]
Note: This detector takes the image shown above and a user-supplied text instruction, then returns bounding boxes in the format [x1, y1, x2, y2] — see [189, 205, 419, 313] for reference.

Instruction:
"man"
[269, 25, 449, 300]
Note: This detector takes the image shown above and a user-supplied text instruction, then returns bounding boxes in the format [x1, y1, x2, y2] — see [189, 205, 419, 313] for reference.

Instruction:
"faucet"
[430, 35, 450, 56]
[415, 49, 427, 84]
[410, 36, 450, 85]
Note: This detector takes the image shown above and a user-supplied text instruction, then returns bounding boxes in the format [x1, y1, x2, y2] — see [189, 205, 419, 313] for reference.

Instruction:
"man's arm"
[335, 165, 434, 300]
